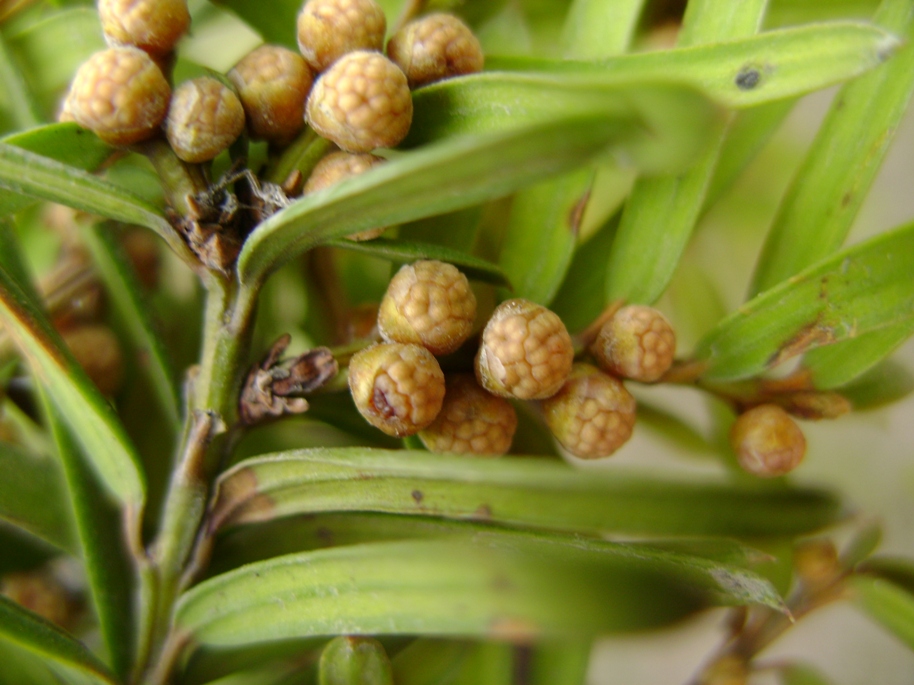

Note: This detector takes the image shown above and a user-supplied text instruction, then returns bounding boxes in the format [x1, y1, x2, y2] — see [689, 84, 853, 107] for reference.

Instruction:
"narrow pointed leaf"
[209, 449, 841, 538]
[0, 124, 113, 216]
[802, 321, 914, 390]
[605, 0, 766, 306]
[0, 442, 75, 553]
[405, 78, 721, 175]
[177, 532, 779, 648]
[750, 0, 914, 296]
[487, 22, 899, 108]
[81, 224, 182, 432]
[325, 237, 510, 287]
[238, 115, 682, 288]
[851, 575, 914, 651]
[836, 359, 914, 409]
[693, 221, 914, 382]
[40, 396, 137, 680]
[767, 0, 879, 27]
[0, 142, 192, 261]
[0, 595, 117, 685]
[0, 267, 145, 504]
[494, 0, 641, 305]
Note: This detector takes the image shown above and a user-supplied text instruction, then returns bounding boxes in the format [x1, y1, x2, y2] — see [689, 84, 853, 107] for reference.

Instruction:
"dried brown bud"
[475, 298, 573, 400]
[590, 304, 676, 383]
[378, 260, 476, 355]
[542, 363, 636, 459]
[348, 342, 444, 436]
[387, 13, 484, 88]
[419, 374, 517, 455]
[730, 404, 806, 478]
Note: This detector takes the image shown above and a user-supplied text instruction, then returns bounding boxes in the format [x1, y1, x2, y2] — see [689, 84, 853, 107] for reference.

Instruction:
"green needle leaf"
[0, 141, 193, 263]
[603, 0, 768, 307]
[693, 220, 914, 382]
[851, 575, 914, 651]
[406, 77, 721, 175]
[209, 449, 841, 538]
[749, 0, 914, 296]
[177, 531, 781, 648]
[802, 323, 914, 390]
[0, 124, 113, 216]
[487, 22, 898, 109]
[0, 267, 146, 505]
[325, 237, 511, 287]
[0, 442, 75, 553]
[238, 114, 694, 288]
[0, 595, 117, 685]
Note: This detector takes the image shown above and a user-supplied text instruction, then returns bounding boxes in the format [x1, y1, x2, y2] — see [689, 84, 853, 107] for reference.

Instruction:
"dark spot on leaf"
[316, 527, 334, 545]
[735, 67, 761, 91]
[475, 504, 492, 519]
[842, 192, 853, 208]
[411, 489, 423, 504]
[567, 190, 591, 237]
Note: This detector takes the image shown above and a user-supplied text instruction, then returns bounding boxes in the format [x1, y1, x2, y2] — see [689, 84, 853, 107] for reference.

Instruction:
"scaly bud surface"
[165, 77, 245, 163]
[98, 0, 190, 57]
[542, 363, 636, 459]
[349, 342, 444, 436]
[297, 0, 386, 72]
[387, 13, 484, 88]
[419, 374, 517, 455]
[229, 45, 314, 143]
[378, 260, 476, 355]
[306, 51, 412, 153]
[63, 46, 171, 146]
[591, 304, 676, 383]
[476, 298, 573, 400]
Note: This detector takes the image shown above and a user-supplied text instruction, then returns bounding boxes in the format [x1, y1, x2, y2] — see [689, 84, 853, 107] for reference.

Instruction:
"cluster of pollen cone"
[351, 258, 681, 462]
[62, 0, 483, 193]
[60, 0, 810, 471]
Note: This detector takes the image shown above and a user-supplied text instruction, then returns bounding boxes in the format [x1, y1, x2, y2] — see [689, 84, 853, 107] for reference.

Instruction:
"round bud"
[419, 374, 517, 455]
[306, 51, 413, 153]
[98, 0, 190, 57]
[730, 404, 806, 478]
[63, 47, 171, 146]
[165, 77, 245, 163]
[378, 260, 476, 355]
[228, 45, 314, 143]
[387, 13, 484, 88]
[475, 298, 573, 400]
[590, 304, 676, 383]
[320, 636, 393, 685]
[348, 342, 445, 437]
[304, 151, 386, 240]
[62, 324, 124, 396]
[542, 364, 636, 459]
[296, 0, 387, 72]
[1, 570, 75, 630]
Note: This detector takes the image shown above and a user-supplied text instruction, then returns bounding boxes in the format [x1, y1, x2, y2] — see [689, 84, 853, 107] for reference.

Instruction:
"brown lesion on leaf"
[239, 334, 338, 426]
[767, 321, 837, 369]
[208, 466, 273, 532]
[567, 189, 591, 238]
[488, 617, 540, 643]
